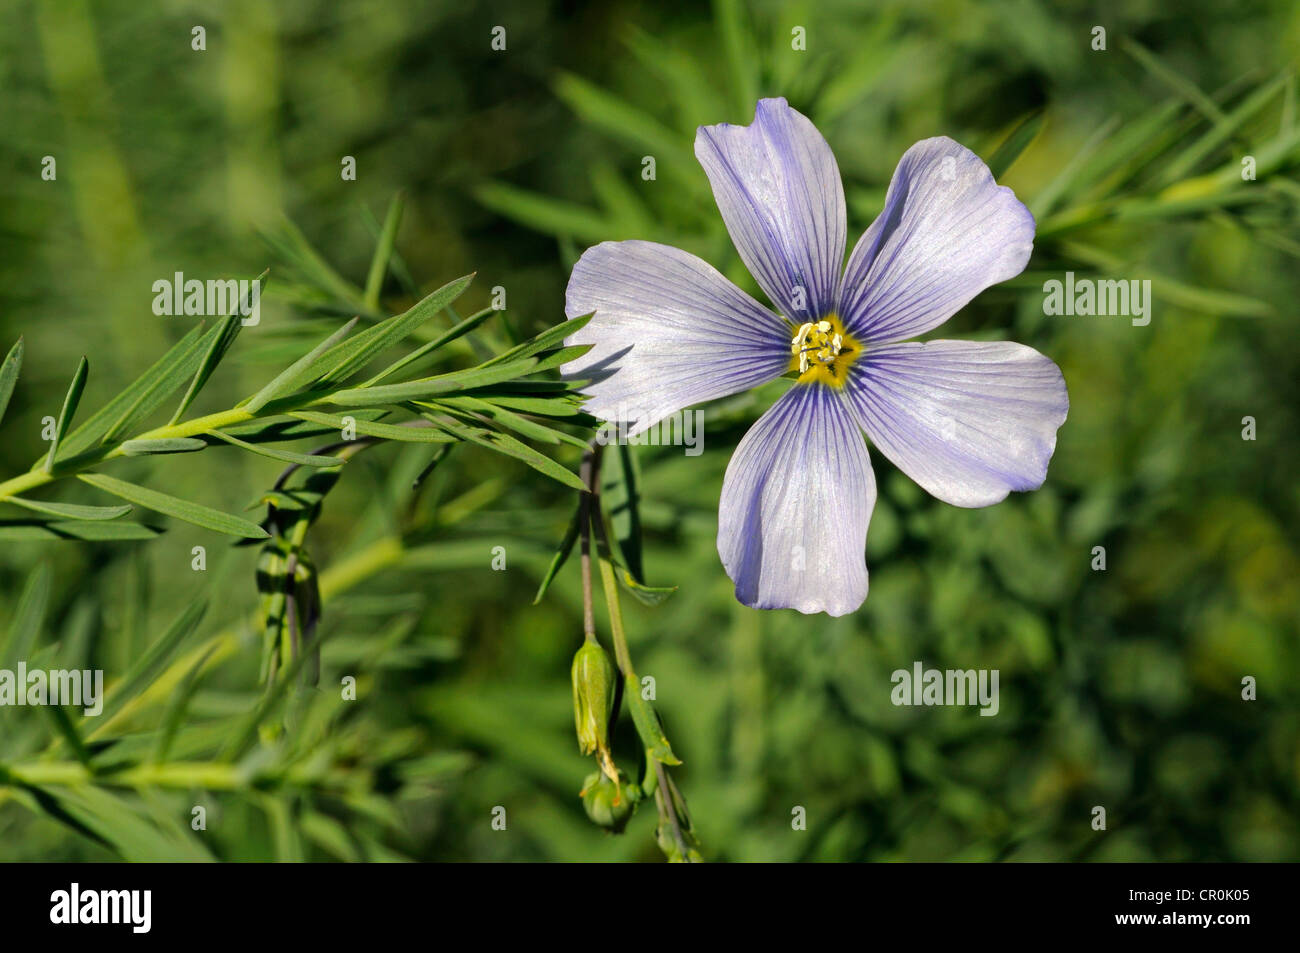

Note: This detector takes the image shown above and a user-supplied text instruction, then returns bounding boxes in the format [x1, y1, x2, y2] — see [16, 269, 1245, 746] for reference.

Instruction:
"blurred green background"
[1, 0, 1297, 861]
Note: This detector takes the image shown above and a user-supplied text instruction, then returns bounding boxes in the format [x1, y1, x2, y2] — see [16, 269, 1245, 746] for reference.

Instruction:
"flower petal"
[718, 384, 875, 616]
[563, 240, 790, 435]
[845, 340, 1068, 508]
[695, 97, 846, 323]
[837, 137, 1035, 343]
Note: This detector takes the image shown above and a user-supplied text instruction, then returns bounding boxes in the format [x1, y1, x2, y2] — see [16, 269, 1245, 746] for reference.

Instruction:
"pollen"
[789, 315, 859, 387]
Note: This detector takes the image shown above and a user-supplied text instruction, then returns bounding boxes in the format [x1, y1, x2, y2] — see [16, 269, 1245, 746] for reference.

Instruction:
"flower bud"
[571, 640, 615, 758]
[580, 770, 633, 833]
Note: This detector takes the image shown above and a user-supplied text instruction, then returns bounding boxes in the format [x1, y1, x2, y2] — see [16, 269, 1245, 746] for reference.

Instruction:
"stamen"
[790, 320, 844, 374]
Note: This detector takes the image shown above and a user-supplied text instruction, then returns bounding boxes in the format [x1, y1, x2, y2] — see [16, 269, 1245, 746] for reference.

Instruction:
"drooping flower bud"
[571, 639, 615, 759]
[580, 770, 634, 833]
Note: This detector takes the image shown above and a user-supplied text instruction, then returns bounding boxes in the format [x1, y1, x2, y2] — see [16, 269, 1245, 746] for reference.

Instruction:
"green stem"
[578, 445, 601, 644]
[595, 544, 634, 678]
[583, 443, 634, 677]
[0, 406, 254, 506]
[2, 759, 348, 792]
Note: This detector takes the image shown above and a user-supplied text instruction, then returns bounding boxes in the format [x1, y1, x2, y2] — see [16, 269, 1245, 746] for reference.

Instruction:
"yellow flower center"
[789, 315, 859, 387]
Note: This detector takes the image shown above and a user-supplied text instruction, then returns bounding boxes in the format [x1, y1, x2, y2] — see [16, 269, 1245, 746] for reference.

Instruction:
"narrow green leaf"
[152, 646, 217, 764]
[79, 473, 270, 539]
[289, 411, 457, 443]
[247, 489, 307, 512]
[328, 346, 589, 408]
[1028, 116, 1121, 219]
[617, 566, 678, 607]
[1061, 240, 1275, 317]
[483, 312, 592, 367]
[0, 563, 51, 671]
[95, 600, 208, 727]
[223, 623, 326, 759]
[220, 408, 387, 444]
[602, 446, 677, 606]
[602, 442, 644, 582]
[626, 674, 681, 765]
[326, 360, 537, 406]
[472, 394, 586, 417]
[1121, 38, 1226, 124]
[432, 396, 587, 448]
[0, 520, 161, 541]
[0, 337, 23, 427]
[169, 271, 268, 424]
[411, 445, 453, 490]
[44, 356, 89, 473]
[258, 219, 365, 311]
[361, 202, 421, 299]
[120, 437, 208, 455]
[1159, 72, 1291, 185]
[714, 0, 759, 119]
[5, 497, 132, 521]
[41, 785, 213, 862]
[96, 322, 209, 445]
[432, 414, 586, 491]
[362, 306, 498, 386]
[986, 108, 1045, 180]
[300, 812, 362, 862]
[461, 379, 580, 395]
[527, 344, 591, 374]
[244, 316, 359, 412]
[533, 497, 583, 604]
[313, 273, 474, 385]
[473, 182, 617, 243]
[364, 193, 405, 311]
[205, 429, 343, 467]
[42, 705, 91, 765]
[1072, 99, 1185, 200]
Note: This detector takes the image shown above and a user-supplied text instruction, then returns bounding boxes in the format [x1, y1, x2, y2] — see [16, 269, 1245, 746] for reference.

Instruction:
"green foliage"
[1, 0, 1297, 863]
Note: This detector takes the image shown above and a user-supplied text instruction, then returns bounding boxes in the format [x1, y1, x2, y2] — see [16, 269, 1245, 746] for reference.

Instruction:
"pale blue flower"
[564, 98, 1068, 616]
